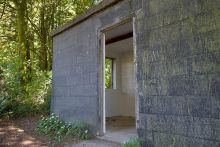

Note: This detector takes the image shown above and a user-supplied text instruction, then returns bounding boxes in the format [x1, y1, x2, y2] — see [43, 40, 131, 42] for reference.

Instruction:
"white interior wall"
[120, 51, 135, 116]
[105, 51, 122, 117]
[105, 38, 135, 117]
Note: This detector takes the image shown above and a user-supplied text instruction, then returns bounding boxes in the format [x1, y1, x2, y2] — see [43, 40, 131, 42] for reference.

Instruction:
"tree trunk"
[39, 0, 48, 70]
[13, 0, 31, 86]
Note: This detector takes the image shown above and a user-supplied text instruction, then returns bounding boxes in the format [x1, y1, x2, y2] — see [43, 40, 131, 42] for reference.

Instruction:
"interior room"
[102, 21, 137, 143]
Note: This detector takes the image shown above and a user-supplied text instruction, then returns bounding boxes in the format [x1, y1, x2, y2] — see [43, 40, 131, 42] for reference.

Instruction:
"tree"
[0, 0, 102, 117]
[12, 0, 31, 86]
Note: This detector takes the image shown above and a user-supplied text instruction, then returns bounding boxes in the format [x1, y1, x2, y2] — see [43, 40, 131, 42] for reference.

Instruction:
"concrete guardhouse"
[51, 0, 220, 146]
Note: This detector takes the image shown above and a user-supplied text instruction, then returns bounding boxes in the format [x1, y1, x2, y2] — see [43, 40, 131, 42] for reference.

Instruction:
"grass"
[123, 137, 143, 147]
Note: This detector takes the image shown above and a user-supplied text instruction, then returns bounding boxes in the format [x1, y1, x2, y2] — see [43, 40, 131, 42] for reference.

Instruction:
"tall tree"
[1, 0, 102, 85]
[12, 0, 31, 86]
[39, 0, 48, 70]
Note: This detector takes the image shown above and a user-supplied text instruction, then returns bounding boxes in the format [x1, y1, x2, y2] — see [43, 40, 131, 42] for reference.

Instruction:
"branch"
[0, 0, 6, 19]
[29, 46, 41, 57]
[0, 35, 15, 40]
[26, 15, 42, 38]
[10, 0, 17, 9]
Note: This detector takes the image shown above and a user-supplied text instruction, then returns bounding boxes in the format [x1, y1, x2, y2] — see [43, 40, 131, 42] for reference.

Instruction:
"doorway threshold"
[98, 116, 137, 144]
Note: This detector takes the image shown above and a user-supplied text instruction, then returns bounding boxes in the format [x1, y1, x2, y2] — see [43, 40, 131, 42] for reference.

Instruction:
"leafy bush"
[70, 121, 91, 140]
[36, 114, 71, 143]
[123, 138, 143, 147]
[0, 59, 52, 118]
[36, 114, 91, 144]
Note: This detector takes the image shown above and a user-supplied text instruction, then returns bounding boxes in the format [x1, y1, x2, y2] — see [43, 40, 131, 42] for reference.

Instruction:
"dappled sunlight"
[8, 125, 24, 132]
[17, 128, 24, 133]
[0, 132, 5, 135]
[0, 117, 49, 147]
[22, 140, 34, 145]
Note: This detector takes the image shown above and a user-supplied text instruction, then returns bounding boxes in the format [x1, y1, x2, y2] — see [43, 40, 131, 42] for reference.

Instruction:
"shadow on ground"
[0, 116, 49, 147]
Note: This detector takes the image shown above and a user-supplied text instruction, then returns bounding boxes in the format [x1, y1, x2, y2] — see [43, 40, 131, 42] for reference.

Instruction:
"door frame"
[98, 16, 139, 135]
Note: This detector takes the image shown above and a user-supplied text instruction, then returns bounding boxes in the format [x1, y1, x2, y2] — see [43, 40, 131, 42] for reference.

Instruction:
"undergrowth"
[36, 114, 91, 145]
[123, 138, 143, 147]
[0, 70, 52, 118]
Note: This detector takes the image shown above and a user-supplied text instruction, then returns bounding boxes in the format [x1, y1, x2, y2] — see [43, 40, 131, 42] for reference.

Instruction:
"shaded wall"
[121, 51, 135, 116]
[51, 0, 141, 134]
[52, 18, 100, 133]
[52, 0, 220, 146]
[105, 50, 122, 117]
[136, 0, 220, 146]
[105, 51, 135, 117]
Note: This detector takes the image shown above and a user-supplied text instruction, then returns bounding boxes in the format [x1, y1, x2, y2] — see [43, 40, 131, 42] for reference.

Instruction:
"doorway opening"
[100, 20, 137, 143]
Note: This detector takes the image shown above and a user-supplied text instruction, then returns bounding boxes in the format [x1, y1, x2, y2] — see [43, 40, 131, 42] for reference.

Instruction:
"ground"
[0, 116, 49, 146]
[70, 139, 120, 147]
[0, 116, 81, 147]
[0, 116, 121, 147]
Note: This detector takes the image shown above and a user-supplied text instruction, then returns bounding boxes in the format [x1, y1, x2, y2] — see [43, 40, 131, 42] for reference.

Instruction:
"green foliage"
[36, 114, 91, 144]
[0, 0, 102, 118]
[0, 61, 52, 118]
[36, 114, 71, 143]
[123, 138, 143, 147]
[105, 58, 113, 88]
[69, 121, 91, 140]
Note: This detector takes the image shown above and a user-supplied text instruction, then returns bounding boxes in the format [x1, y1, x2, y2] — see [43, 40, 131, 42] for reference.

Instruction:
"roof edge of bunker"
[50, 0, 124, 37]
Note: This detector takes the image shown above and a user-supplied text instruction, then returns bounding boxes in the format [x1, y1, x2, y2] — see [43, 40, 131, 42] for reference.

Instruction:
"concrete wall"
[121, 51, 135, 116]
[136, 0, 220, 146]
[51, 18, 100, 133]
[52, 0, 220, 146]
[105, 50, 135, 117]
[51, 0, 140, 134]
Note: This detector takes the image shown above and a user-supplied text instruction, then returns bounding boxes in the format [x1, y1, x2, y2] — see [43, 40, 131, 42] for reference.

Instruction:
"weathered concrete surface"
[99, 116, 137, 144]
[52, 0, 220, 146]
[51, 0, 141, 135]
[66, 139, 121, 147]
[136, 0, 220, 146]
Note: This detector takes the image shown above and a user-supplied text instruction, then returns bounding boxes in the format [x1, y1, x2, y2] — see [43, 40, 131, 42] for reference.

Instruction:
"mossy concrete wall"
[51, 0, 141, 135]
[136, 0, 220, 146]
[52, 0, 220, 146]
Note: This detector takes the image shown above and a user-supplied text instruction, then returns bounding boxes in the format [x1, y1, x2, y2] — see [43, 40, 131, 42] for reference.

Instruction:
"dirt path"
[0, 116, 49, 147]
[0, 116, 121, 147]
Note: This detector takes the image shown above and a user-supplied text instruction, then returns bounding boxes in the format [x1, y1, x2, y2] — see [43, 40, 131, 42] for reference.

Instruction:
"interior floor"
[99, 116, 137, 144]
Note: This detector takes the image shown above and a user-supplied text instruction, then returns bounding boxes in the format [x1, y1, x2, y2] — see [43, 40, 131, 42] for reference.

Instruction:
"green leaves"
[70, 121, 91, 140]
[0, 70, 52, 118]
[0, 0, 102, 117]
[105, 58, 113, 89]
[36, 114, 70, 143]
[123, 138, 143, 147]
[36, 114, 91, 145]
